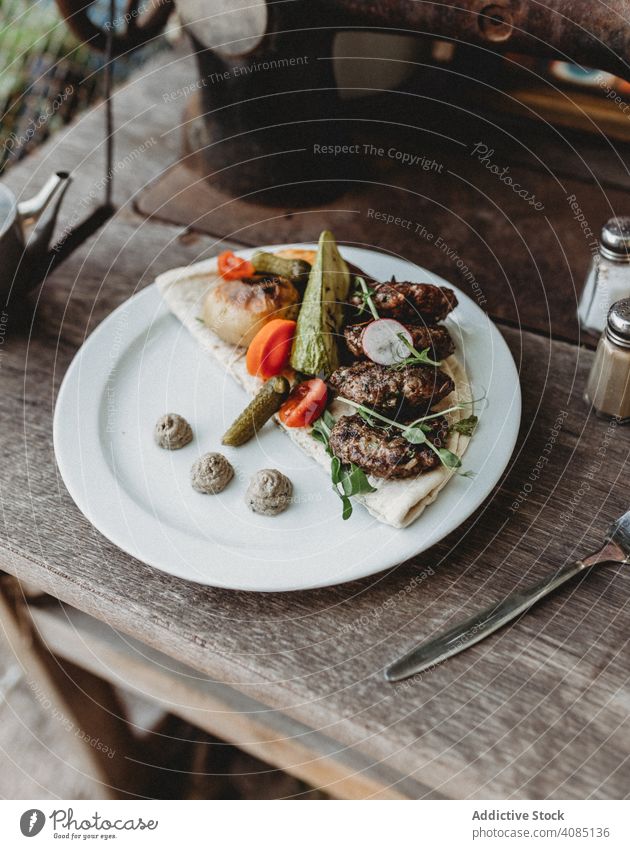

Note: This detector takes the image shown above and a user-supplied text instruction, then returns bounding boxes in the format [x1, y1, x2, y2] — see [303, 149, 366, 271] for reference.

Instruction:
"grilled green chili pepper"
[290, 230, 351, 378]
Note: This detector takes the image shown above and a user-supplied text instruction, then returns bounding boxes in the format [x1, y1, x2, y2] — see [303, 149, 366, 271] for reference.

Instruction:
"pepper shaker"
[584, 298, 630, 421]
[578, 217, 630, 335]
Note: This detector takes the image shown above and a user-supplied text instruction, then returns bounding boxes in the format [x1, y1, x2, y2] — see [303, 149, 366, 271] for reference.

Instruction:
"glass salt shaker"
[578, 217, 630, 335]
[584, 298, 630, 421]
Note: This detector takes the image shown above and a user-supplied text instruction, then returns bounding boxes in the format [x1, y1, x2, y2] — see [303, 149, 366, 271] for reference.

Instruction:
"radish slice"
[361, 319, 413, 365]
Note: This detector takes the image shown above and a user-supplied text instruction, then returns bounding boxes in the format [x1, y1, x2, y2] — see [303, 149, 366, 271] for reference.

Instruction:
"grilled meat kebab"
[344, 321, 455, 361]
[350, 280, 458, 323]
[329, 361, 454, 416]
[329, 414, 449, 479]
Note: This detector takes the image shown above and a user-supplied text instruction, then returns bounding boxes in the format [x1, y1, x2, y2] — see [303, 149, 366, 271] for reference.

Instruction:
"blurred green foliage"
[0, 0, 168, 172]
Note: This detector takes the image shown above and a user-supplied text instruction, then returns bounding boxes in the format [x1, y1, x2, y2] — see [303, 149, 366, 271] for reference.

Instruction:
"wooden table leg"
[0, 573, 151, 799]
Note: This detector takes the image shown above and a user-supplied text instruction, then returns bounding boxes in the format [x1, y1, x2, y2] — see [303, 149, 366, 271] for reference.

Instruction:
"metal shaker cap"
[607, 298, 630, 347]
[601, 217, 630, 261]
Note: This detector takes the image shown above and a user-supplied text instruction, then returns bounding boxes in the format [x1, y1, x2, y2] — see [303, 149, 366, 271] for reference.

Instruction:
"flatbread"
[156, 258, 473, 528]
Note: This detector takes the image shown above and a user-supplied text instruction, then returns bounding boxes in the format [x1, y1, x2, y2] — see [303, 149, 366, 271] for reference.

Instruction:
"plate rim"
[53, 244, 521, 592]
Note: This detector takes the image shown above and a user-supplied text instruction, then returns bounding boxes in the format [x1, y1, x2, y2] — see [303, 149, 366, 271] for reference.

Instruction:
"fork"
[384, 511, 630, 682]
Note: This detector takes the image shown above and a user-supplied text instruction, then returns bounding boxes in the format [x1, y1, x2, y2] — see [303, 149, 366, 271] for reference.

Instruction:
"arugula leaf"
[451, 415, 478, 437]
[339, 469, 354, 497]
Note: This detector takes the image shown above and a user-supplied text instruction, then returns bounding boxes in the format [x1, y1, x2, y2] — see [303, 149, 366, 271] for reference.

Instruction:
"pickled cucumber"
[221, 376, 290, 446]
[251, 251, 311, 287]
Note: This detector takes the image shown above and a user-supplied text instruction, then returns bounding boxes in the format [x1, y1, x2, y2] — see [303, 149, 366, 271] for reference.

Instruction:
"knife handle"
[385, 559, 590, 682]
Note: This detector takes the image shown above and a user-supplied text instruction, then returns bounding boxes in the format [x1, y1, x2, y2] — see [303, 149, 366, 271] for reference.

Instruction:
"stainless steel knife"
[384, 512, 630, 682]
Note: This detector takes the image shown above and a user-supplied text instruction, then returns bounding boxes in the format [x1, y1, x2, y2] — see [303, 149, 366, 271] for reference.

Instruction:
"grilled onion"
[202, 274, 300, 347]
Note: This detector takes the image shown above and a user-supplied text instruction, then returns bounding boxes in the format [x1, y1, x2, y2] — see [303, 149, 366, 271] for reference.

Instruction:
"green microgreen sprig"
[353, 279, 441, 369]
[393, 332, 442, 368]
[451, 415, 478, 437]
[337, 398, 474, 471]
[311, 410, 376, 520]
[354, 276, 380, 320]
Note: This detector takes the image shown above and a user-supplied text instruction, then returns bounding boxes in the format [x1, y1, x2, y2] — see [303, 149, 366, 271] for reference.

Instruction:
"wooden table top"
[2, 46, 630, 800]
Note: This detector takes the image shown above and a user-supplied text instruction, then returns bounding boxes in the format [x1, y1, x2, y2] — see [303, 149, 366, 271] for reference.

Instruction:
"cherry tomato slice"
[278, 379, 328, 428]
[218, 250, 256, 280]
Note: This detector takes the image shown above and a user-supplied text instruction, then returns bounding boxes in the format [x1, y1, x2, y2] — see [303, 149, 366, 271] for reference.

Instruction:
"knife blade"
[384, 558, 592, 682]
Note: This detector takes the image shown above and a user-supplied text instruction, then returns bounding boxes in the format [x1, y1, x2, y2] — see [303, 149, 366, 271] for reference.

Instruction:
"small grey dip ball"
[191, 452, 234, 494]
[154, 413, 193, 450]
[245, 469, 293, 516]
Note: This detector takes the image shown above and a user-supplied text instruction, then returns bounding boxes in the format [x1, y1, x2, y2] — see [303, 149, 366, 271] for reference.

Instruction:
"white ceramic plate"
[54, 245, 521, 592]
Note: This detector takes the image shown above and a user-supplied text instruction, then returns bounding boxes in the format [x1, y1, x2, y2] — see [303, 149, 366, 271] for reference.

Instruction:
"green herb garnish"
[393, 332, 442, 368]
[311, 409, 336, 448]
[451, 415, 478, 437]
[353, 282, 441, 369]
[312, 410, 376, 519]
[354, 276, 380, 320]
[338, 398, 472, 471]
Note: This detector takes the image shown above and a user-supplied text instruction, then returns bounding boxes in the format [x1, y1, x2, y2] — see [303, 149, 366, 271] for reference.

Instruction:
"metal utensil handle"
[385, 559, 589, 682]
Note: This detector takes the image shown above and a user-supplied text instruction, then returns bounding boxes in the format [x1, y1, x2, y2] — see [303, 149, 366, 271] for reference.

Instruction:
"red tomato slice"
[279, 379, 328, 428]
[218, 250, 256, 280]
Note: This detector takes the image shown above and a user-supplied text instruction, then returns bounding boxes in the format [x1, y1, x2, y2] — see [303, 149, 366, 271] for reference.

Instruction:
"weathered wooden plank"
[30, 604, 434, 800]
[0, 579, 113, 799]
[2, 206, 630, 798]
